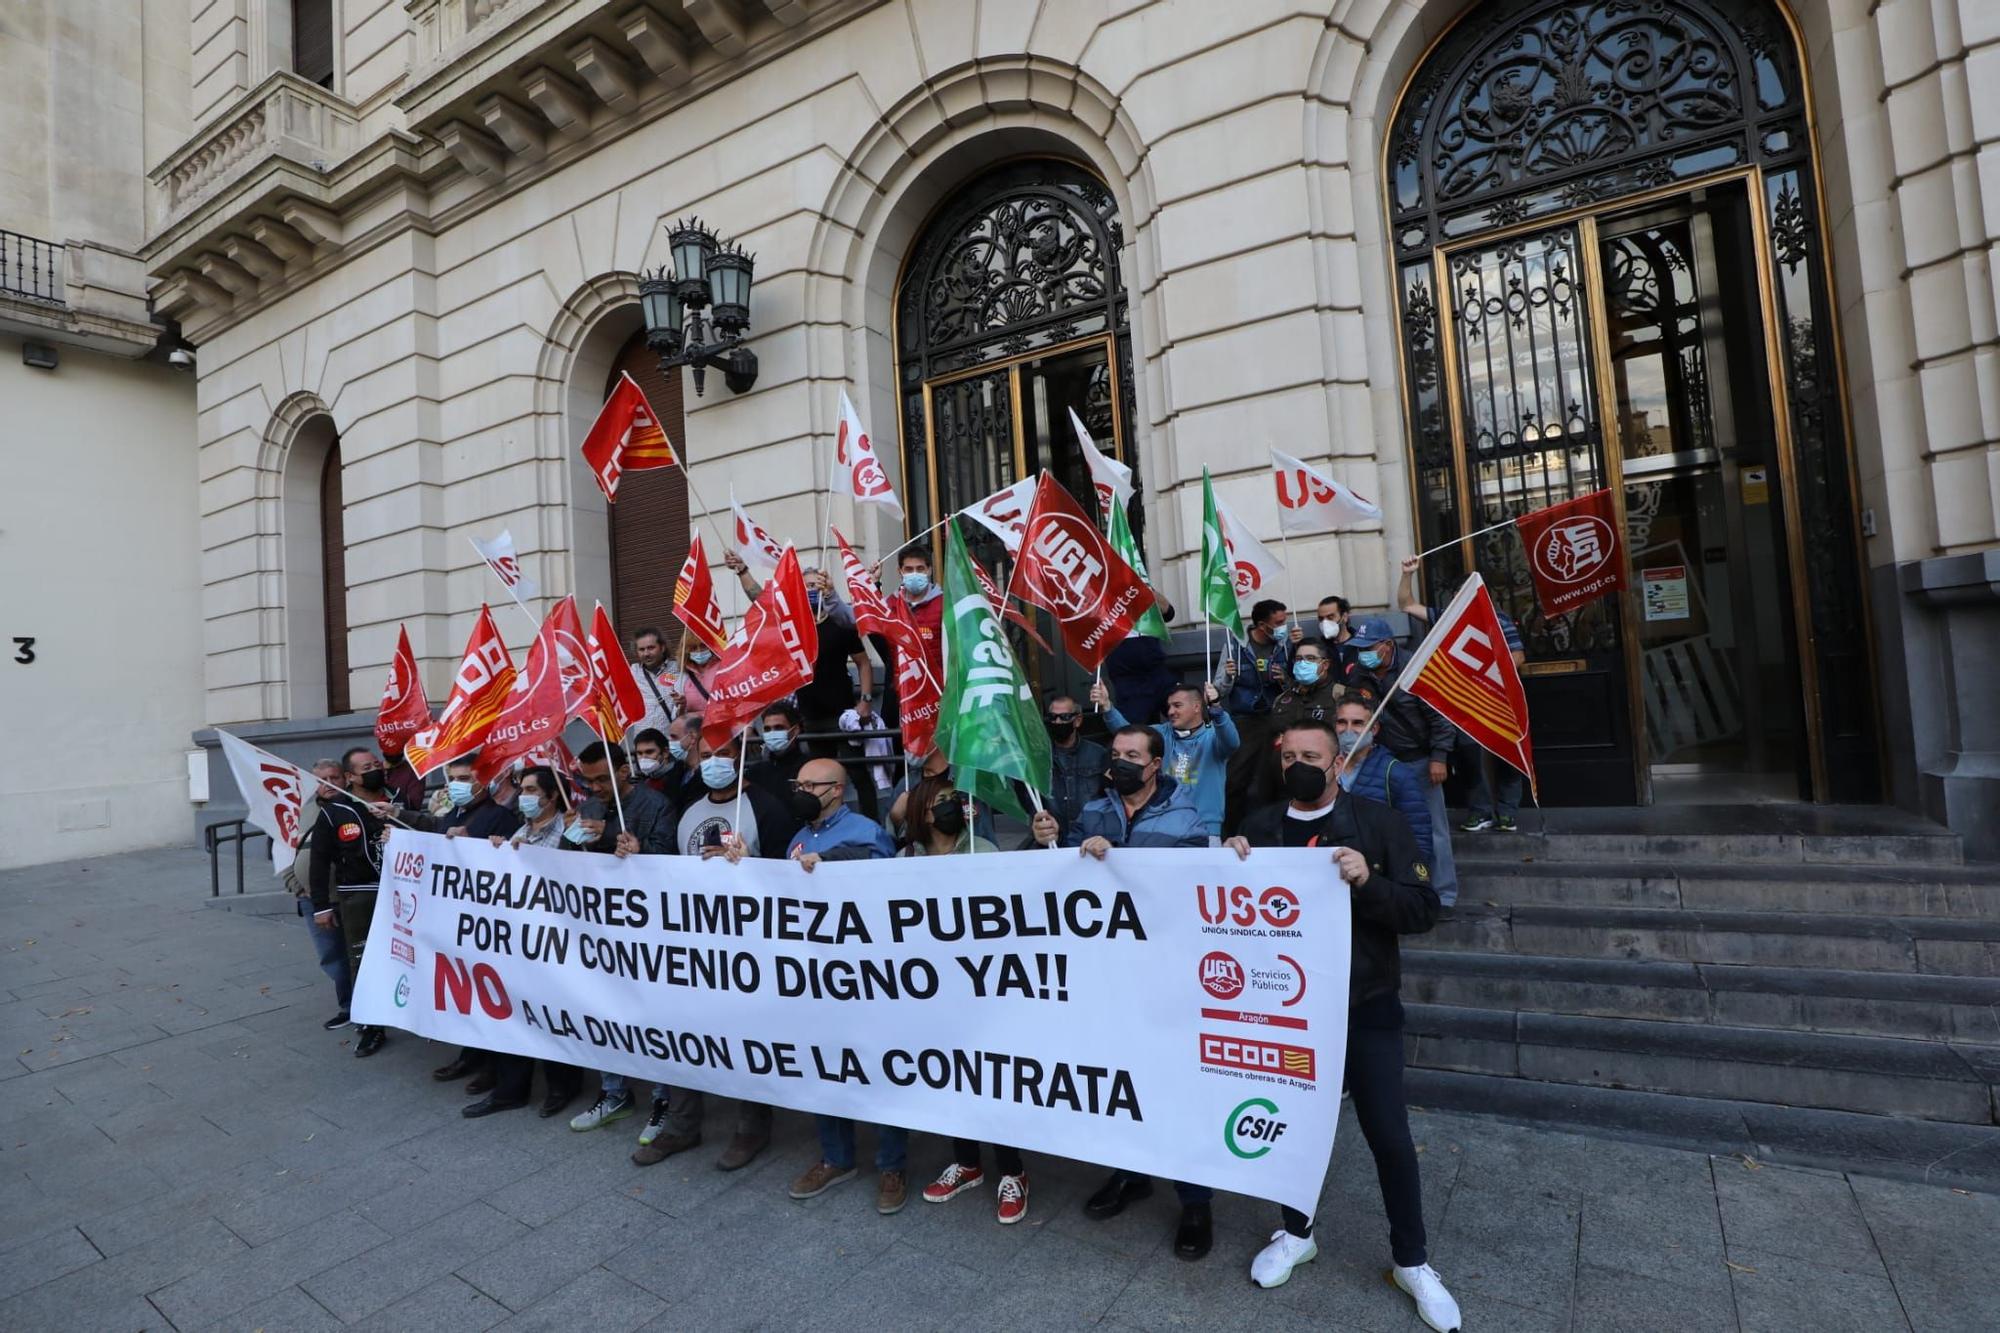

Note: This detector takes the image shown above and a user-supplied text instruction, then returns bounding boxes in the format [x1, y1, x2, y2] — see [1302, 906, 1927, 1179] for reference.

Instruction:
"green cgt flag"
[1200, 467, 1245, 639]
[936, 519, 1050, 820]
[1107, 497, 1170, 644]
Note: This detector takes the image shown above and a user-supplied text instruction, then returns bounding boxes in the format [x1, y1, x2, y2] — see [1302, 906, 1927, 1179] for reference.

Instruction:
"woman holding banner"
[900, 775, 1030, 1225]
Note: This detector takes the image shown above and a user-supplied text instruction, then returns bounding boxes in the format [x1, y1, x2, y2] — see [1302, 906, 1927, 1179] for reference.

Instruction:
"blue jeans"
[816, 1115, 907, 1171]
[1420, 779, 1458, 907]
[299, 899, 351, 1008]
[1461, 727, 1522, 820]
[599, 1073, 630, 1098]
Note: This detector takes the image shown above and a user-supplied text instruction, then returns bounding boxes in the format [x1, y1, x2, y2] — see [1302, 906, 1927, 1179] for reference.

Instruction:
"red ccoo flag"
[699, 546, 819, 749]
[833, 526, 940, 757]
[1513, 488, 1625, 616]
[672, 530, 730, 657]
[585, 603, 648, 743]
[405, 607, 517, 776]
[580, 371, 680, 501]
[473, 598, 586, 786]
[375, 624, 432, 757]
[1394, 573, 1537, 801]
[1011, 471, 1156, 672]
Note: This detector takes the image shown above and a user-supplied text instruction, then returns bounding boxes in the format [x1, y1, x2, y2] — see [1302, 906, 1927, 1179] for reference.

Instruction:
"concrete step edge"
[1402, 949, 2000, 1005]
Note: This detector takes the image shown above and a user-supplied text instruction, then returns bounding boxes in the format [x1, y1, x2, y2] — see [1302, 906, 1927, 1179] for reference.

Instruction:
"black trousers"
[490, 1053, 581, 1103]
[336, 889, 383, 1034]
[1281, 1019, 1426, 1267]
[953, 1139, 1024, 1176]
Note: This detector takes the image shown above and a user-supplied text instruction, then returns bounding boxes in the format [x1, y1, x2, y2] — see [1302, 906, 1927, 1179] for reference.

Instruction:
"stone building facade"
[135, 0, 2000, 850]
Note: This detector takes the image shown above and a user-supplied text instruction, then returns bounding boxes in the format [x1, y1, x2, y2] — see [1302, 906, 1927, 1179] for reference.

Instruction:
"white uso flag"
[1270, 448, 1382, 534]
[1070, 407, 1133, 515]
[1213, 493, 1286, 606]
[730, 489, 788, 577]
[833, 389, 905, 519]
[214, 728, 321, 876]
[355, 832, 1352, 1218]
[962, 475, 1039, 555]
[471, 529, 540, 601]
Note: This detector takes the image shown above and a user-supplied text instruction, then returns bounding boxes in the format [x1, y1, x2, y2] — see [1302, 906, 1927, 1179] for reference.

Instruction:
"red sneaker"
[922, 1161, 985, 1203]
[996, 1172, 1028, 1225]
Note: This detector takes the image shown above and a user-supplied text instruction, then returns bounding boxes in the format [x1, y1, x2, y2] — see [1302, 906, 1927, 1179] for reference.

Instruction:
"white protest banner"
[353, 832, 1351, 1215]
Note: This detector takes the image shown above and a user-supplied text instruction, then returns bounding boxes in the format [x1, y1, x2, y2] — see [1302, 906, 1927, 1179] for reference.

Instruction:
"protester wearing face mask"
[1346, 613, 1460, 908]
[1089, 678, 1237, 841]
[1230, 641, 1345, 825]
[1220, 599, 1299, 716]
[745, 701, 812, 803]
[428, 753, 522, 1096]
[886, 745, 995, 843]
[1331, 695, 1434, 867]
[630, 728, 672, 793]
[1317, 594, 1354, 670]
[281, 759, 352, 1031]
[662, 713, 705, 808]
[1223, 719, 1457, 1331]
[892, 546, 946, 689]
[1047, 727, 1213, 1256]
[306, 747, 395, 1058]
[1033, 694, 1106, 840]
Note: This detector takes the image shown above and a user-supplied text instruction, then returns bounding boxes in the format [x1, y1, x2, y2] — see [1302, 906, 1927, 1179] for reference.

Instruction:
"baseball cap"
[1348, 614, 1397, 645]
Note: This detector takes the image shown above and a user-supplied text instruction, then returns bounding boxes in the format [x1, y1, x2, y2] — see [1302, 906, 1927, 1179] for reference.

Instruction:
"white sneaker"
[635, 1097, 669, 1146]
[1394, 1263, 1461, 1332]
[1250, 1229, 1318, 1289]
[568, 1091, 633, 1132]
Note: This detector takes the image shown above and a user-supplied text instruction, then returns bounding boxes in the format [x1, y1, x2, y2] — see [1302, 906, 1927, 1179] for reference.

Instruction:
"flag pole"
[601, 725, 628, 837]
[733, 725, 749, 835]
[1415, 515, 1518, 562]
[1279, 527, 1299, 630]
[874, 505, 973, 577]
[469, 538, 543, 641]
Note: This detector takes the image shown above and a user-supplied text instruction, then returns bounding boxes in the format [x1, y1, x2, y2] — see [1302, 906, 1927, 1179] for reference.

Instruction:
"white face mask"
[1320, 618, 1342, 639]
[636, 756, 661, 775]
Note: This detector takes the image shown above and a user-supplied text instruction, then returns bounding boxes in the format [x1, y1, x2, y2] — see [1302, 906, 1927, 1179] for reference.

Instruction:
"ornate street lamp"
[641, 216, 758, 396]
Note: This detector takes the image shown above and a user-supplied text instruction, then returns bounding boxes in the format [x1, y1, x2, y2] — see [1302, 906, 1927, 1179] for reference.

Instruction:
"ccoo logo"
[1223, 1096, 1289, 1160]
[1198, 951, 1245, 1000]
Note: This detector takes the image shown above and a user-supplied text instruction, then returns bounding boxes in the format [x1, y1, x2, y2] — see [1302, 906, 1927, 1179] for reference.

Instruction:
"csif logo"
[1197, 884, 1302, 930]
[1223, 1096, 1289, 1160]
[393, 974, 411, 1008]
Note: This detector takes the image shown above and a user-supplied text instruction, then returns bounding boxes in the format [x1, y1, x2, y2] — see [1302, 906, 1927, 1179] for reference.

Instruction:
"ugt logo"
[1197, 884, 1302, 929]
[1533, 515, 1614, 584]
[1223, 1096, 1289, 1160]
[1028, 516, 1107, 617]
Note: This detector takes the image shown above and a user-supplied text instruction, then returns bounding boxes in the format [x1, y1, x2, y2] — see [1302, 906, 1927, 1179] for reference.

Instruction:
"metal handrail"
[0, 230, 65, 305]
[204, 819, 268, 898]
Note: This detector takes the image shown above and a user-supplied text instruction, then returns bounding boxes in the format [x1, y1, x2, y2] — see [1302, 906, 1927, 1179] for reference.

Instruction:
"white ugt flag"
[471, 529, 539, 601]
[215, 728, 326, 876]
[961, 475, 1039, 555]
[833, 390, 904, 520]
[1069, 407, 1133, 516]
[1213, 493, 1286, 606]
[1270, 447, 1383, 534]
[730, 489, 787, 577]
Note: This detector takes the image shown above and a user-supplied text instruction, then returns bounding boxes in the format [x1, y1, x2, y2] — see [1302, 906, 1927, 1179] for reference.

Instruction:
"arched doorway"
[1388, 0, 1875, 804]
[603, 329, 689, 640]
[280, 411, 348, 717]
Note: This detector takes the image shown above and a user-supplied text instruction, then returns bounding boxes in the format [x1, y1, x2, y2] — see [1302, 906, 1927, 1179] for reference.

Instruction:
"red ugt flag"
[474, 599, 583, 786]
[580, 371, 680, 501]
[375, 624, 432, 757]
[586, 603, 648, 743]
[833, 526, 940, 758]
[1514, 488, 1625, 616]
[1011, 472, 1155, 672]
[672, 530, 730, 657]
[1396, 573, 1537, 801]
[699, 546, 819, 749]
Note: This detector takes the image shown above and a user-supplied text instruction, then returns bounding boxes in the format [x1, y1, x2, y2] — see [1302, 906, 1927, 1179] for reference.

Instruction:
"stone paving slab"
[4, 844, 1999, 1330]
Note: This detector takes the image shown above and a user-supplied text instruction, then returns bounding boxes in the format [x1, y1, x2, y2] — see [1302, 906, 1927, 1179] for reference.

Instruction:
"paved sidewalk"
[3, 846, 1997, 1331]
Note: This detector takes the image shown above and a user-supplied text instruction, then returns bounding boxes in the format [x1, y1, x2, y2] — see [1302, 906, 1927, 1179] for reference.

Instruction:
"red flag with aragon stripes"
[1393, 573, 1537, 802]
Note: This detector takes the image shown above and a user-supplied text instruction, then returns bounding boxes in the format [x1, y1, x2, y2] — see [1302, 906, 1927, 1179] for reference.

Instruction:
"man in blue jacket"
[1333, 696, 1434, 868]
[1027, 726, 1216, 1258]
[1090, 679, 1237, 841]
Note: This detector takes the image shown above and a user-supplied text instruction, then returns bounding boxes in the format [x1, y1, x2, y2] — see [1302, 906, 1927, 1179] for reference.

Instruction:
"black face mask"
[1046, 716, 1079, 737]
[788, 790, 824, 823]
[358, 770, 388, 794]
[1282, 761, 1330, 804]
[931, 802, 967, 837]
[1106, 758, 1149, 796]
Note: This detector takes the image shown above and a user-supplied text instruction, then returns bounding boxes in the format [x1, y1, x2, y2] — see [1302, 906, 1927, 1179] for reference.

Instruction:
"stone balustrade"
[154, 73, 363, 222]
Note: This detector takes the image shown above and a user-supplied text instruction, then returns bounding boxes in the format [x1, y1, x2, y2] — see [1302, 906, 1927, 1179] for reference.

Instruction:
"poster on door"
[1641, 566, 1691, 622]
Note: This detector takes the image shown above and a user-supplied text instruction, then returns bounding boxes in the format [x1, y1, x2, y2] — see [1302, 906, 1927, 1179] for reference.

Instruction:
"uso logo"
[391, 849, 425, 883]
[1198, 951, 1244, 1000]
[1196, 884, 1302, 931]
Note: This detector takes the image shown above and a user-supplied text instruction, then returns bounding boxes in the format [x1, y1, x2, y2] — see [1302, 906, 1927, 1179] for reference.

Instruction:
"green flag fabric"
[936, 519, 1051, 820]
[1200, 467, 1245, 639]
[1108, 498, 1170, 644]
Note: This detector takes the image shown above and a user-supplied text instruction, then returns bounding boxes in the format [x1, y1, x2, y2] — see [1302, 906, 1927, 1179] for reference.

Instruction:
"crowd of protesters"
[284, 546, 1473, 1332]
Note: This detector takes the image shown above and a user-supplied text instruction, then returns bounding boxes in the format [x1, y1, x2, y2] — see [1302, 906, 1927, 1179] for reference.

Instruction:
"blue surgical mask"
[700, 756, 737, 790]
[807, 590, 823, 613]
[690, 648, 713, 665]
[668, 739, 688, 763]
[901, 571, 930, 596]
[446, 779, 474, 807]
[1357, 649, 1384, 670]
[518, 793, 543, 820]
[562, 818, 593, 845]
[1337, 729, 1365, 757]
[763, 728, 792, 754]
[1292, 660, 1322, 685]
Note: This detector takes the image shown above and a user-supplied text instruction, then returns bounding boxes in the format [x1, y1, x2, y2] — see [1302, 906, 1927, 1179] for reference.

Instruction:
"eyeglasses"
[790, 778, 841, 793]
[1045, 713, 1079, 723]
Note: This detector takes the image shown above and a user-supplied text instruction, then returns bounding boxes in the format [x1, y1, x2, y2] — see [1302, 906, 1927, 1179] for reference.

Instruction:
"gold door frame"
[1429, 166, 1828, 800]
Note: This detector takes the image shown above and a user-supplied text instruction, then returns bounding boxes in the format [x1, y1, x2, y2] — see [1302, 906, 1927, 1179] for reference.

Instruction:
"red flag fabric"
[580, 371, 680, 501]
[1394, 573, 1537, 801]
[586, 603, 648, 742]
[832, 526, 940, 758]
[970, 549, 1054, 654]
[1011, 472, 1156, 672]
[672, 530, 730, 656]
[1514, 488, 1625, 616]
[375, 624, 432, 757]
[698, 546, 819, 749]
[474, 601, 578, 786]
[405, 607, 517, 776]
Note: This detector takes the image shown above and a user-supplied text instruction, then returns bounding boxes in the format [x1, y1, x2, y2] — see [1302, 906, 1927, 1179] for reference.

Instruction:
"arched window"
[895, 159, 1138, 567]
[1387, 0, 1873, 803]
[604, 330, 689, 640]
[318, 439, 349, 714]
[281, 411, 346, 717]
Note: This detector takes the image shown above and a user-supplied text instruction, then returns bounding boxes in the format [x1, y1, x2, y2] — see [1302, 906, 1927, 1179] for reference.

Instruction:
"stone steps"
[1454, 825, 1964, 865]
[1451, 856, 2000, 916]
[1401, 1003, 2000, 1123]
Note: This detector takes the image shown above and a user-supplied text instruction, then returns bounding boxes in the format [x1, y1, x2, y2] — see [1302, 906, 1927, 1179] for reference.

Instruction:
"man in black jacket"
[1224, 719, 1460, 1332]
[1343, 614, 1460, 911]
[1037, 694, 1106, 836]
[308, 747, 395, 1059]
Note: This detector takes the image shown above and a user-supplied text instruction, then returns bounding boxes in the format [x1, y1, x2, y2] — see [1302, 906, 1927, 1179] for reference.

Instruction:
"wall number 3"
[13, 638, 34, 665]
